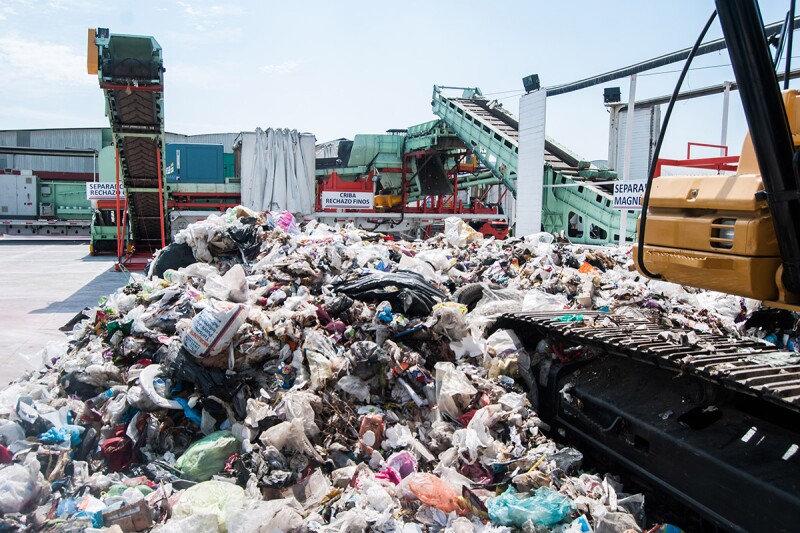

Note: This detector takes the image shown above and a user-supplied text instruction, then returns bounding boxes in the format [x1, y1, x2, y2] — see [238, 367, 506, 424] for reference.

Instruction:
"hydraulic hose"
[637, 10, 718, 279]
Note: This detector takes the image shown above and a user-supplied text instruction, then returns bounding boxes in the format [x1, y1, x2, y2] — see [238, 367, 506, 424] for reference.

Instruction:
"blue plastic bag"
[39, 425, 84, 448]
[487, 486, 573, 528]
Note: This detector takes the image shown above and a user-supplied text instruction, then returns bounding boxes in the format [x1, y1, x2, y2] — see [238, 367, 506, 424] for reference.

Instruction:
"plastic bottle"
[86, 389, 114, 409]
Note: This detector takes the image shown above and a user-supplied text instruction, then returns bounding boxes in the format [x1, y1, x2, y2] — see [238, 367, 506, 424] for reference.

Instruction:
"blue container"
[165, 144, 224, 183]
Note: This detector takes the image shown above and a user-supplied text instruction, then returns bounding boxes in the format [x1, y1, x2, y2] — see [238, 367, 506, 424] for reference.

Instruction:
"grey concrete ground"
[0, 239, 129, 385]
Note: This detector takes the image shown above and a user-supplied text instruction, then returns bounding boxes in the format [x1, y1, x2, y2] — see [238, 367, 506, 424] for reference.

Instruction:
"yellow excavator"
[492, 1, 800, 531]
[635, 11, 800, 309]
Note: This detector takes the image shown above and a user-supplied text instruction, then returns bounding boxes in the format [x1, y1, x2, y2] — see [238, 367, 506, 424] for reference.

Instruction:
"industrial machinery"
[316, 88, 635, 243]
[494, 1, 800, 530]
[87, 29, 240, 265]
[315, 121, 509, 239]
[431, 86, 639, 244]
[87, 28, 168, 267]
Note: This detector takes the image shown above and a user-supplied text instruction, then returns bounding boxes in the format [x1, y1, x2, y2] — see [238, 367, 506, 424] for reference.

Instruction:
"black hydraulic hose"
[637, 10, 718, 279]
[786, 0, 797, 90]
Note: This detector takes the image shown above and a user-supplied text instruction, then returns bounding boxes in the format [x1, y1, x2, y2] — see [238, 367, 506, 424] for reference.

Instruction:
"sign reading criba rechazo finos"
[321, 191, 374, 210]
[613, 180, 646, 210]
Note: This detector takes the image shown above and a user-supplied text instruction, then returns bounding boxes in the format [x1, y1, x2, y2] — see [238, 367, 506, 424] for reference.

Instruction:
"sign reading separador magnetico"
[321, 191, 374, 210]
[612, 180, 646, 210]
[86, 182, 126, 200]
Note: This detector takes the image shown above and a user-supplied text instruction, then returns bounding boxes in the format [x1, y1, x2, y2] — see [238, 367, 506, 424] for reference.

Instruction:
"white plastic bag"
[434, 362, 477, 419]
[226, 498, 304, 533]
[336, 375, 371, 402]
[444, 217, 482, 248]
[182, 301, 247, 358]
[303, 331, 335, 390]
[521, 289, 568, 311]
[204, 264, 249, 303]
[0, 456, 42, 514]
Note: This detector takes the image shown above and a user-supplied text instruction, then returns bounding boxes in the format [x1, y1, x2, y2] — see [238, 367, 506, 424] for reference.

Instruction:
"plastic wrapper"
[303, 331, 335, 390]
[0, 455, 47, 514]
[336, 375, 371, 402]
[430, 302, 469, 341]
[175, 430, 239, 481]
[487, 486, 573, 528]
[522, 289, 569, 312]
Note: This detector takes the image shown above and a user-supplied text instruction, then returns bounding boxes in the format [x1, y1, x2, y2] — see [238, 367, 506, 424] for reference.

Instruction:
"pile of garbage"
[0, 207, 757, 532]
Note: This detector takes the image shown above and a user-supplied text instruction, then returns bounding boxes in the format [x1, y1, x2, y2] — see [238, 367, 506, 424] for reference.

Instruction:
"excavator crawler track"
[496, 310, 800, 412]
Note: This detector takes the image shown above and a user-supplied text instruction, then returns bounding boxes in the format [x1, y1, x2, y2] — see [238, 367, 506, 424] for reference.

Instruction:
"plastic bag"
[336, 375, 371, 402]
[283, 391, 320, 438]
[595, 511, 642, 533]
[444, 217, 482, 248]
[175, 430, 239, 482]
[385, 450, 418, 479]
[0, 456, 43, 514]
[204, 264, 249, 303]
[435, 362, 478, 420]
[0, 420, 25, 446]
[226, 498, 304, 533]
[304, 331, 335, 390]
[260, 418, 324, 462]
[487, 486, 573, 528]
[182, 301, 247, 358]
[430, 302, 469, 341]
[400, 473, 464, 515]
[522, 289, 568, 312]
[172, 480, 245, 530]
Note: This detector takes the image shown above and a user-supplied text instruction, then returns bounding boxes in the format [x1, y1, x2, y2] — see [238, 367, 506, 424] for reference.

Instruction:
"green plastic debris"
[487, 486, 573, 528]
[106, 319, 133, 336]
[554, 314, 585, 323]
[175, 430, 238, 481]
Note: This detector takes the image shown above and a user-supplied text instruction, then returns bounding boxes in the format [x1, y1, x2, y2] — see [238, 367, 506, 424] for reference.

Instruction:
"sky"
[0, 0, 797, 162]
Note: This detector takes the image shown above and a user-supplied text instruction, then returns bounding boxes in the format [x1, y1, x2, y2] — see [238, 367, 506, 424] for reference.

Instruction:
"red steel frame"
[316, 148, 504, 217]
[655, 142, 740, 177]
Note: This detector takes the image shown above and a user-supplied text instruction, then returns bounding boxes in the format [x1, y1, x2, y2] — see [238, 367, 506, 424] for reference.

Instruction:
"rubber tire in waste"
[453, 283, 486, 311]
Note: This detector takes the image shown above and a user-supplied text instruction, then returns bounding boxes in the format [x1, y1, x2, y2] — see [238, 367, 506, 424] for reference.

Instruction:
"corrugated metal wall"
[1, 129, 250, 173]
[165, 132, 240, 152]
[0, 128, 107, 174]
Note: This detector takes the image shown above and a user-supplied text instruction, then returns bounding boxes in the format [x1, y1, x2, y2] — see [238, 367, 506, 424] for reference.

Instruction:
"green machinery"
[316, 86, 636, 244]
[89, 28, 168, 261]
[88, 29, 241, 261]
[431, 86, 639, 244]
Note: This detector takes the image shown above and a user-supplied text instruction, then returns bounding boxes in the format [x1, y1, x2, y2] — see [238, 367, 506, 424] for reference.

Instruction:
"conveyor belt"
[496, 311, 800, 412]
[94, 30, 166, 251]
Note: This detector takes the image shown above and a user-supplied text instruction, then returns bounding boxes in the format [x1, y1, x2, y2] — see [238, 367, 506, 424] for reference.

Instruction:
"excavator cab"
[635, 0, 800, 311]
[634, 90, 800, 307]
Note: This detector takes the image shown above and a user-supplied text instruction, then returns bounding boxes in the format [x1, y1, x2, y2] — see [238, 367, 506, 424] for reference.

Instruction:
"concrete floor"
[0, 239, 129, 385]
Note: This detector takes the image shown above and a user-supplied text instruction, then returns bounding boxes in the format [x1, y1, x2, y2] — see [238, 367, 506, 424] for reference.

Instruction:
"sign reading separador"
[613, 180, 646, 210]
[321, 191, 374, 210]
[86, 182, 126, 200]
